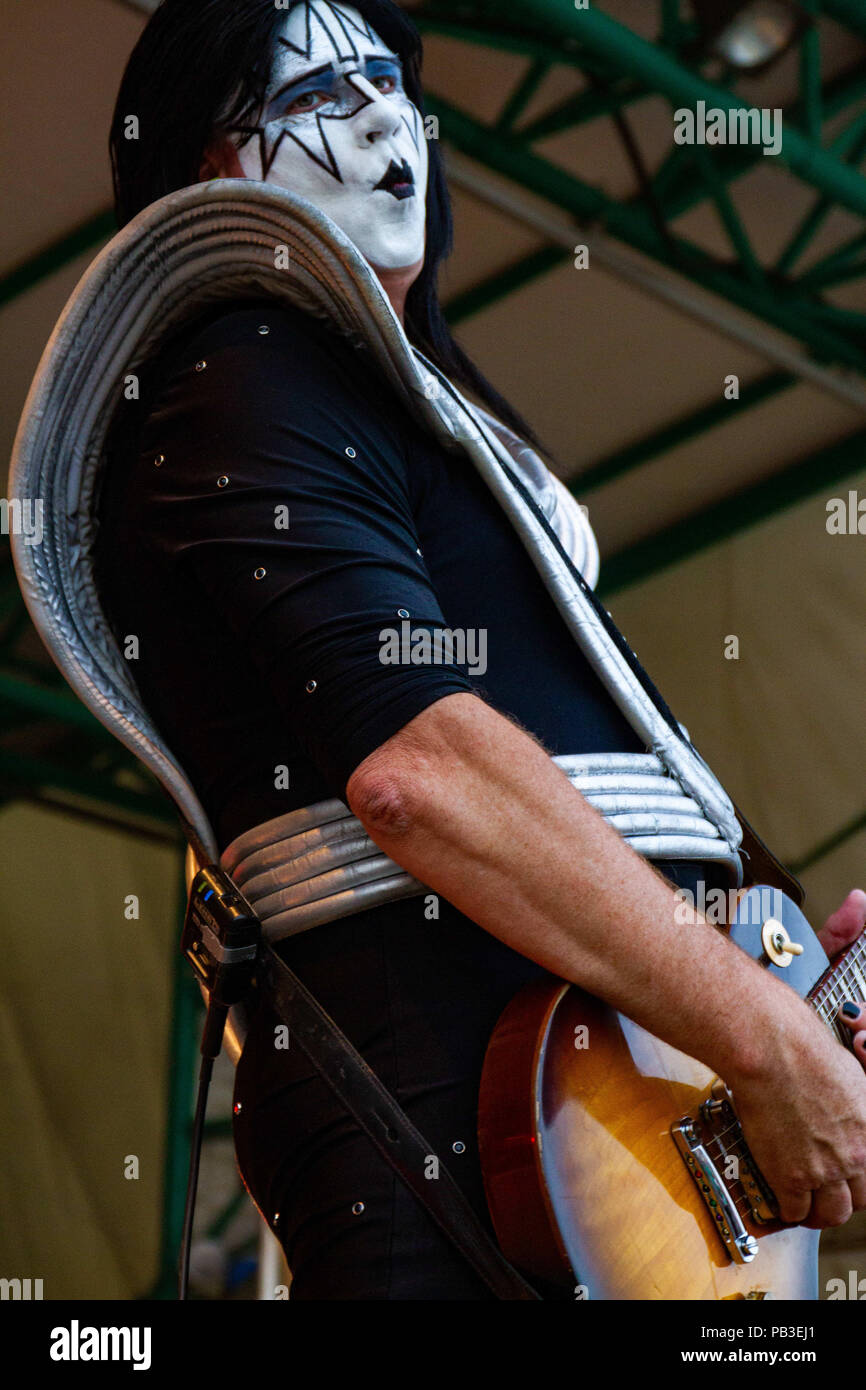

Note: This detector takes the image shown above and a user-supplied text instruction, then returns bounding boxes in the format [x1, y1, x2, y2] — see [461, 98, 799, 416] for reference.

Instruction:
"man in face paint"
[201, 1, 429, 324]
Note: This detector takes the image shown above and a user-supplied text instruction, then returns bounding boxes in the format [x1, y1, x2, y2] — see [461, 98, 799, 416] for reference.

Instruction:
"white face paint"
[231, 1, 428, 271]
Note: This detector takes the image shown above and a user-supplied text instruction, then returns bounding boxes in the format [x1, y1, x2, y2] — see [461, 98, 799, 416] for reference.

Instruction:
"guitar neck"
[808, 931, 866, 1042]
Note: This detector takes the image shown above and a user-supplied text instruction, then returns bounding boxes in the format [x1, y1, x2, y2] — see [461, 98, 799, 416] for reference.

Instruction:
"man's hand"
[346, 692, 866, 1232]
[733, 886, 866, 1227]
[817, 886, 866, 958]
[817, 888, 866, 1071]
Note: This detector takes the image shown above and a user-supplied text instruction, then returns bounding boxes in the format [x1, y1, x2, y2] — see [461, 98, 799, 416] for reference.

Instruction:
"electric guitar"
[477, 885, 866, 1299]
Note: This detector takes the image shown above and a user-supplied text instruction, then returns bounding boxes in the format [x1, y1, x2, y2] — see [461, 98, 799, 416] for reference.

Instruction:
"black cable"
[178, 868, 260, 1300]
[178, 1049, 216, 1301]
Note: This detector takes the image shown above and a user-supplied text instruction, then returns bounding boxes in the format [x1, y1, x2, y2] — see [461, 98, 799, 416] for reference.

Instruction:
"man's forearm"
[345, 691, 820, 1087]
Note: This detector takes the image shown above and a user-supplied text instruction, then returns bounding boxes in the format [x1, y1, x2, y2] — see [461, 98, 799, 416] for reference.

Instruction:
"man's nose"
[350, 75, 403, 145]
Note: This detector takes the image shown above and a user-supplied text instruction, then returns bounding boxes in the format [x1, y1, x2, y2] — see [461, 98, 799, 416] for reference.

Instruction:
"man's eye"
[372, 73, 397, 94]
[284, 90, 330, 115]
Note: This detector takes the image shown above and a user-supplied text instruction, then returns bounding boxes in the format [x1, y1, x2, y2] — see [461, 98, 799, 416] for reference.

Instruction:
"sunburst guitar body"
[478, 885, 866, 1300]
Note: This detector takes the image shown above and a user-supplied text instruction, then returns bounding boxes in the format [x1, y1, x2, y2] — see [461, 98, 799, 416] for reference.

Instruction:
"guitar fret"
[810, 936, 866, 1041]
[848, 955, 866, 998]
[840, 959, 862, 1005]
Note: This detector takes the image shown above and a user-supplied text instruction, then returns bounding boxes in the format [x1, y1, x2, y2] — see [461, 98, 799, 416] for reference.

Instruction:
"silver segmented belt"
[220, 751, 742, 942]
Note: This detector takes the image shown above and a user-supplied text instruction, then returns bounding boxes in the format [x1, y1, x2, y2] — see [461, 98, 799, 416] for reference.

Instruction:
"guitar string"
[820, 935, 866, 1003]
[812, 940, 865, 1032]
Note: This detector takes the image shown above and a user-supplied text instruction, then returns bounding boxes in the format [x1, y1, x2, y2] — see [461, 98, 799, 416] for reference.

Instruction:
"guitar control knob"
[762, 918, 804, 968]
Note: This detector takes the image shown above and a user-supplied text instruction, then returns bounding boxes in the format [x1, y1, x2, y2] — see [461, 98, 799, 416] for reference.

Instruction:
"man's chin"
[365, 247, 426, 273]
[358, 223, 426, 273]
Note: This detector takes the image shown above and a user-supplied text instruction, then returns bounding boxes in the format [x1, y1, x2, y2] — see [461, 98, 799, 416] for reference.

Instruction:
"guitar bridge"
[701, 1085, 778, 1225]
[671, 1084, 778, 1264]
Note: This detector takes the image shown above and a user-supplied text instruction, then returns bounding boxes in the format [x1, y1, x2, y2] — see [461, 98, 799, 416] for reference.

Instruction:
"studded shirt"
[95, 298, 646, 854]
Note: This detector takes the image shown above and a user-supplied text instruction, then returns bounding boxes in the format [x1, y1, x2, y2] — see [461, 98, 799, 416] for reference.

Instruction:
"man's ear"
[198, 134, 246, 181]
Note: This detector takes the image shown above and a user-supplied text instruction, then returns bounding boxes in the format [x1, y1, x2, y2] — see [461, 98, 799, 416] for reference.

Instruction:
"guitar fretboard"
[808, 930, 866, 1042]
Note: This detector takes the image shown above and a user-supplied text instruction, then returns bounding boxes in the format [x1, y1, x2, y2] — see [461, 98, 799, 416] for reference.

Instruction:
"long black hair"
[109, 0, 548, 452]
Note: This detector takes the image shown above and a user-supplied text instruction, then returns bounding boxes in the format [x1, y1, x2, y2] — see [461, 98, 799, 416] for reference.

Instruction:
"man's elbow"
[346, 754, 418, 839]
[345, 692, 482, 834]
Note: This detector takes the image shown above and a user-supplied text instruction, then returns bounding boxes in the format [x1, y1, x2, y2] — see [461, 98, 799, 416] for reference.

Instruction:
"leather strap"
[732, 801, 805, 905]
[258, 942, 543, 1301]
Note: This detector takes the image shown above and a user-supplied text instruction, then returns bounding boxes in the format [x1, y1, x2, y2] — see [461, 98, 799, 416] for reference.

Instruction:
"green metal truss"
[422, 1, 866, 376]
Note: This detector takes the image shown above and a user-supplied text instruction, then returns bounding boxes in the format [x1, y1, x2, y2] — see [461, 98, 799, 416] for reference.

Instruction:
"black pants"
[231, 862, 726, 1300]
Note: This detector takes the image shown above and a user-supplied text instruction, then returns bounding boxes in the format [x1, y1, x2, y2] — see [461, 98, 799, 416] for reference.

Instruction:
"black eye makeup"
[361, 56, 403, 93]
[266, 53, 404, 122]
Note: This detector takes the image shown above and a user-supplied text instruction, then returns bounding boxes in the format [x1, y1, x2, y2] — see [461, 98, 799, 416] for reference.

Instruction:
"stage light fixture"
[690, 1, 806, 72]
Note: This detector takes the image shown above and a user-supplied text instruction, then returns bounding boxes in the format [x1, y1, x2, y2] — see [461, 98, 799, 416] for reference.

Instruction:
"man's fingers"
[802, 1181, 854, 1231]
[777, 1176, 864, 1227]
[849, 1172, 866, 1212]
[818, 888, 866, 959]
[775, 1186, 813, 1226]
[837, 1002, 866, 1069]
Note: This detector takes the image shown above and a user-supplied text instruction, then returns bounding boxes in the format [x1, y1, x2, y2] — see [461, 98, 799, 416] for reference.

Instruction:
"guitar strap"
[246, 940, 544, 1301]
[729, 803, 805, 905]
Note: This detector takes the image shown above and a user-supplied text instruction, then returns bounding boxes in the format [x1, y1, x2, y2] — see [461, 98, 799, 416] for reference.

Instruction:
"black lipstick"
[374, 158, 415, 200]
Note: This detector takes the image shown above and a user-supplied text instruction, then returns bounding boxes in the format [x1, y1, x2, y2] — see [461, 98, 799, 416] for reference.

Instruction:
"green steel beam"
[828, 103, 866, 159]
[775, 125, 866, 275]
[789, 804, 866, 875]
[494, 55, 551, 131]
[804, 256, 866, 290]
[0, 745, 174, 822]
[150, 854, 202, 1299]
[659, 0, 695, 52]
[821, 0, 866, 44]
[575, 371, 795, 495]
[444, 244, 564, 323]
[797, 220, 866, 287]
[427, 94, 866, 371]
[597, 423, 866, 596]
[206, 1186, 246, 1242]
[807, 300, 866, 328]
[420, 5, 866, 221]
[799, 17, 823, 146]
[415, 16, 590, 68]
[0, 669, 120, 736]
[518, 77, 647, 141]
[487, 0, 866, 221]
[690, 143, 764, 289]
[0, 210, 115, 309]
[648, 142, 696, 205]
[655, 60, 866, 222]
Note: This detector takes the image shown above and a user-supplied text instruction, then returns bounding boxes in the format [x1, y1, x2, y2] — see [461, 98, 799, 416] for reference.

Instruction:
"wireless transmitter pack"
[182, 864, 261, 1056]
